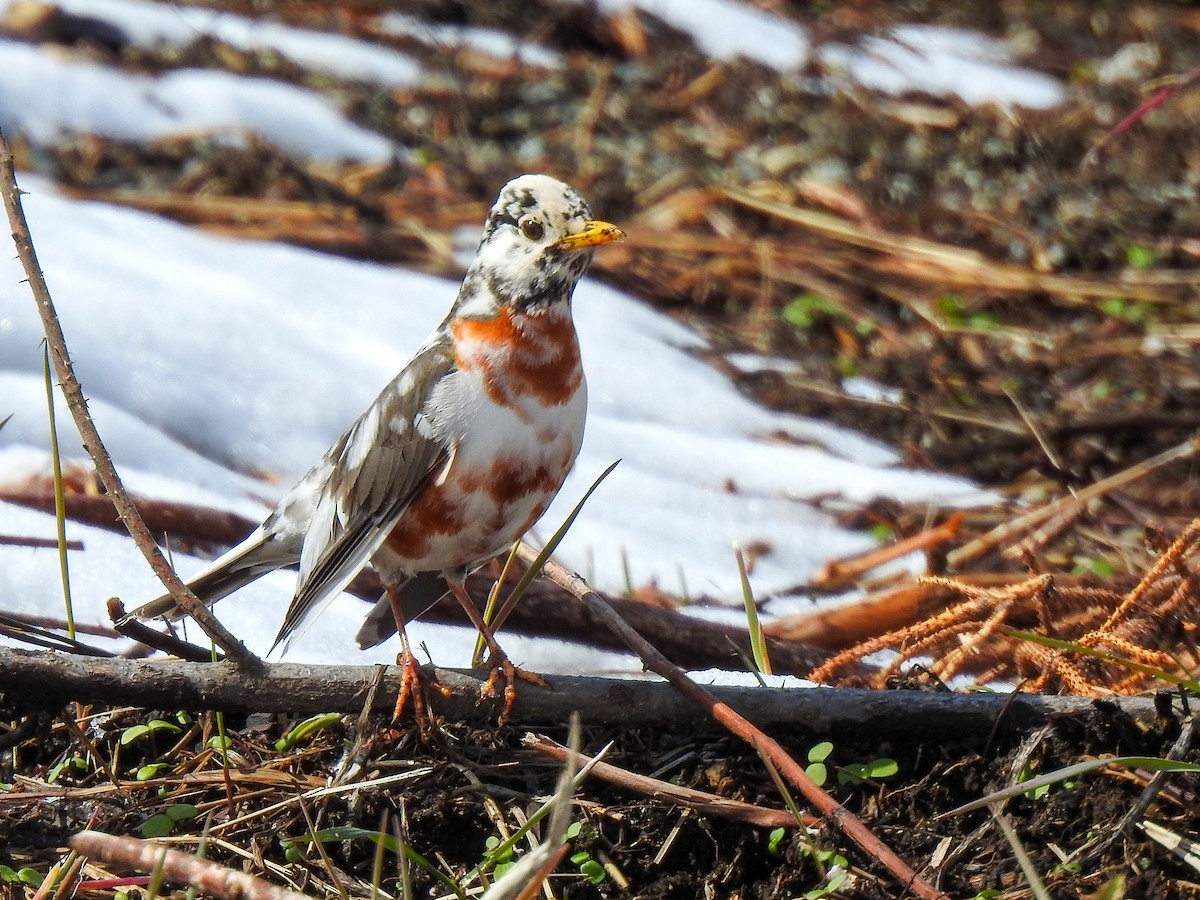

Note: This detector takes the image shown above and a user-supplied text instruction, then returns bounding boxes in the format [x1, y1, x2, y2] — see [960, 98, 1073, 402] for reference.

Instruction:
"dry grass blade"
[990, 804, 1052, 900]
[526, 733, 806, 828]
[947, 435, 1200, 570]
[722, 187, 1182, 303]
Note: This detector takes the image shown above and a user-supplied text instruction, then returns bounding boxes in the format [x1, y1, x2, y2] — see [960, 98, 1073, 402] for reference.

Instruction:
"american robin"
[132, 174, 624, 710]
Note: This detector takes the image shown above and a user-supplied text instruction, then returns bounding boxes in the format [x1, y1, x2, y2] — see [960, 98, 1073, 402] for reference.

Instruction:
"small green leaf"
[807, 742, 833, 763]
[1025, 782, 1050, 800]
[120, 719, 181, 746]
[493, 860, 515, 879]
[781, 293, 842, 329]
[767, 826, 787, 855]
[833, 354, 858, 377]
[139, 814, 175, 839]
[48, 756, 86, 783]
[565, 821, 582, 839]
[17, 868, 43, 887]
[837, 763, 867, 786]
[136, 764, 167, 782]
[864, 758, 898, 779]
[166, 804, 199, 823]
[805, 762, 828, 786]
[868, 523, 895, 542]
[1125, 243, 1155, 270]
[120, 725, 150, 745]
[936, 292, 967, 323]
[579, 859, 606, 884]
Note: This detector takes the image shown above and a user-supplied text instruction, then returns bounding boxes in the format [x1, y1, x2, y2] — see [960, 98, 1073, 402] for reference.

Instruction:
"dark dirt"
[4, 0, 1200, 896]
[4, 694, 1199, 898]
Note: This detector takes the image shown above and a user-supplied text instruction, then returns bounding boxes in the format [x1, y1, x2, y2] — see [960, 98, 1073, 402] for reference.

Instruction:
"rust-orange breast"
[450, 306, 582, 411]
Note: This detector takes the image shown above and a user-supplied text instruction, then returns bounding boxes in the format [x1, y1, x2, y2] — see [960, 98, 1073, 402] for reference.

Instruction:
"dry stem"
[517, 545, 948, 900]
[0, 128, 259, 669]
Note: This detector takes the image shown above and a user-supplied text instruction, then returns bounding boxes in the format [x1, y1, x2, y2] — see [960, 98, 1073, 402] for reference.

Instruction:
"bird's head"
[456, 174, 624, 315]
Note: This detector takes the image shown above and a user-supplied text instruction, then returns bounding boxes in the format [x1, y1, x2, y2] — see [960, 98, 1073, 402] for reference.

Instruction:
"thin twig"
[527, 733, 809, 828]
[517, 546, 948, 900]
[0, 127, 260, 670]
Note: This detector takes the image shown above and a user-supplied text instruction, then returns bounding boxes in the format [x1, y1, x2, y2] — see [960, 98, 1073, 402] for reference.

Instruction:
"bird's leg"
[387, 584, 448, 736]
[445, 578, 544, 722]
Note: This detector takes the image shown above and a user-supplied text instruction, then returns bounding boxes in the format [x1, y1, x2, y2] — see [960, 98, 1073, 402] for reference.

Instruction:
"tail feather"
[354, 572, 450, 649]
[128, 530, 296, 622]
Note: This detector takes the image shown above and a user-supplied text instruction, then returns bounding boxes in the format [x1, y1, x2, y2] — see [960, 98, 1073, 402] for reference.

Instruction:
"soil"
[3, 694, 1198, 899]
[4, 0, 1200, 897]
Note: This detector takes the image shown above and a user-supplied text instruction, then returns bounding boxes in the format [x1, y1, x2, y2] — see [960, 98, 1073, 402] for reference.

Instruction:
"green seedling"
[139, 803, 199, 839]
[119, 718, 182, 746]
[274, 713, 343, 751]
[47, 755, 86, 784]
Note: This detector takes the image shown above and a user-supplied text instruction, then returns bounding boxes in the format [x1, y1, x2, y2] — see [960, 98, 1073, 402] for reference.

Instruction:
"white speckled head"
[451, 174, 622, 318]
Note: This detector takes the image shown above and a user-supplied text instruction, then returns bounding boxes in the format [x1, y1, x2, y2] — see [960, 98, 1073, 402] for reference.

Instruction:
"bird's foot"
[392, 645, 452, 736]
[479, 649, 546, 724]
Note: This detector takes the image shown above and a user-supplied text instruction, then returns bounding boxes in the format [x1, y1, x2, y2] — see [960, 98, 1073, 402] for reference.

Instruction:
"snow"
[0, 0, 1066, 171]
[819, 26, 1066, 110]
[377, 12, 562, 69]
[0, 0, 422, 86]
[0, 40, 396, 161]
[585, 0, 810, 71]
[579, 1, 1064, 108]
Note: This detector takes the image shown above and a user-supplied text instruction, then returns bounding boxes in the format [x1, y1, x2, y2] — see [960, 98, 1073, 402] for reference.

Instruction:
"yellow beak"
[552, 220, 625, 252]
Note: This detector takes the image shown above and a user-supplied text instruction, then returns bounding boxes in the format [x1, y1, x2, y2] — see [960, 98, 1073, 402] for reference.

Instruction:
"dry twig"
[0, 127, 260, 670]
[517, 545, 949, 900]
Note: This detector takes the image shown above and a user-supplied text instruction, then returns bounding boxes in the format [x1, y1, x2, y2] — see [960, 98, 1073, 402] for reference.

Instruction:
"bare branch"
[0, 127, 260, 671]
[0, 648, 1159, 736]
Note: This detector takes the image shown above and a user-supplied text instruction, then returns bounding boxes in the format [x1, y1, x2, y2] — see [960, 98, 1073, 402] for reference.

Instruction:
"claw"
[391, 638, 452, 737]
[479, 649, 547, 723]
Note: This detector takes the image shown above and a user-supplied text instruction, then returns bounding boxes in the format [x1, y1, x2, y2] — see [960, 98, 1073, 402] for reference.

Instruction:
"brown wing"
[271, 339, 456, 648]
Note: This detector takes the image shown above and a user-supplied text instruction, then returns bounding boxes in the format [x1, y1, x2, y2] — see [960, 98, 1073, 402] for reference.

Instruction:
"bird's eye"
[519, 218, 545, 241]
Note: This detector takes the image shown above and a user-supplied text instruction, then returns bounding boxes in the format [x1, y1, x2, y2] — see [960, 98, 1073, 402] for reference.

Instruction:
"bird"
[131, 173, 624, 712]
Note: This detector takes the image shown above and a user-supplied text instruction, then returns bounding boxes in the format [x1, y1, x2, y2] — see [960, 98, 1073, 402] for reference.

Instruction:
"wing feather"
[271, 341, 455, 648]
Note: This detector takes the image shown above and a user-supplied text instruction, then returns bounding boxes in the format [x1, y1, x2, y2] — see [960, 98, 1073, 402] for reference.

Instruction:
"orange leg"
[387, 584, 448, 735]
[444, 578, 545, 723]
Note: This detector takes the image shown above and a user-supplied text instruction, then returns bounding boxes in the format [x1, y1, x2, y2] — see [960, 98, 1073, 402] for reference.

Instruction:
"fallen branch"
[3, 489, 832, 675]
[0, 649, 1163, 736]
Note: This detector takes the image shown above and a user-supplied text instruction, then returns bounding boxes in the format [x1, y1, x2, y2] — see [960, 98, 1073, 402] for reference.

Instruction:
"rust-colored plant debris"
[810, 520, 1200, 694]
